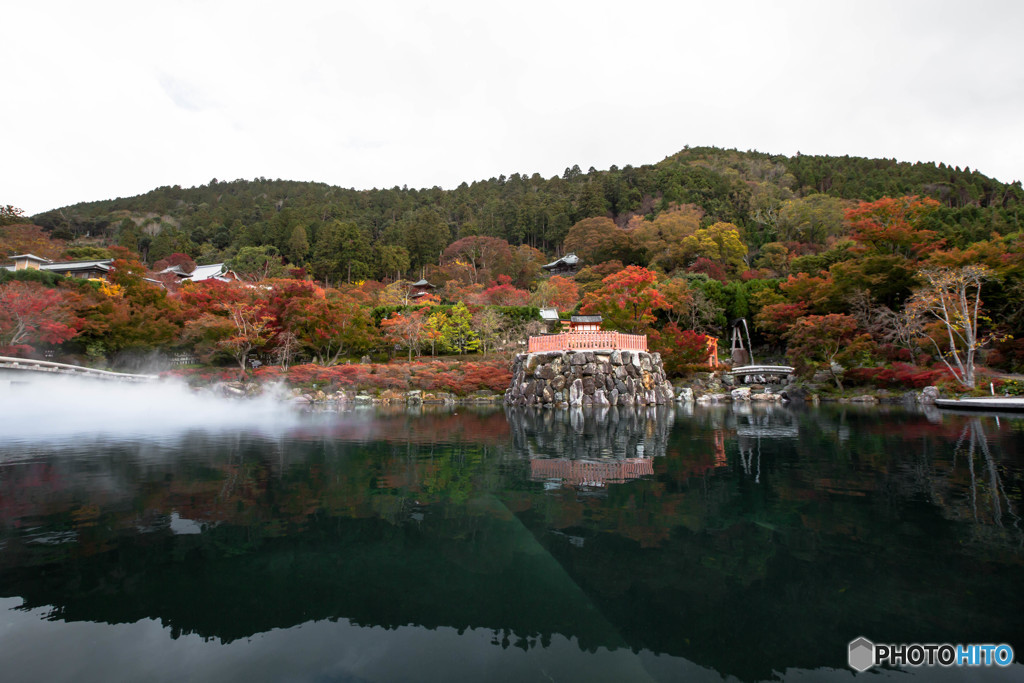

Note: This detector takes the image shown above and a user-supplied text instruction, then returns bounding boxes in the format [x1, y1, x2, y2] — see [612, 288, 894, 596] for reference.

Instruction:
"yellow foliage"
[96, 280, 125, 298]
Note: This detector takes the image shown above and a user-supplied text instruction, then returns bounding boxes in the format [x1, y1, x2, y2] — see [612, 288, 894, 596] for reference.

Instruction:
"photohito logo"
[848, 637, 1015, 672]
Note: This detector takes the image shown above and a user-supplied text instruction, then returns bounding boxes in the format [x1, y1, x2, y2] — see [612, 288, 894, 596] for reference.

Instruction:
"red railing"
[530, 458, 654, 486]
[527, 331, 647, 353]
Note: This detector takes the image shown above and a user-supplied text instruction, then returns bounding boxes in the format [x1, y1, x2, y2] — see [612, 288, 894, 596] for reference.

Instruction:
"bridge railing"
[727, 365, 794, 384]
[527, 332, 648, 353]
[0, 356, 159, 382]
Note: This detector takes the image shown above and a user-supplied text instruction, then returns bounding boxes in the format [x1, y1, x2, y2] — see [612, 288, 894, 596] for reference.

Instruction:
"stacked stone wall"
[505, 350, 675, 407]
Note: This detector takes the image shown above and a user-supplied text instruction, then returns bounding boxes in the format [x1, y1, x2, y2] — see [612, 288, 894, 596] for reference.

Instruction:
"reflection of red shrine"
[530, 458, 654, 487]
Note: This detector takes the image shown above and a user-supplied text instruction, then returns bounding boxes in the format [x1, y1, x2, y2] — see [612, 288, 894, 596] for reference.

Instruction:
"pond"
[1, 396, 1023, 682]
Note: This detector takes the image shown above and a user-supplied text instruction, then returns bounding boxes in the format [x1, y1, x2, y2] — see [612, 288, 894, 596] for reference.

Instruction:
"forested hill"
[31, 146, 1024, 277]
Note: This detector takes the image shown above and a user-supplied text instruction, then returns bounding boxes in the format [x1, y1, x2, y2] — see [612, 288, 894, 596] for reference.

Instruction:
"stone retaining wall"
[506, 350, 675, 407]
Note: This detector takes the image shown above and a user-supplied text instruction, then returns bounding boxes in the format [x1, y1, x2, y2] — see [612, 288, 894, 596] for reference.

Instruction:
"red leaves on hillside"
[0, 281, 80, 355]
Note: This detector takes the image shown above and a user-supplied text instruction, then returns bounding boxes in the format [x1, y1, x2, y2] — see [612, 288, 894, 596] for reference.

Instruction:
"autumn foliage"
[0, 281, 80, 356]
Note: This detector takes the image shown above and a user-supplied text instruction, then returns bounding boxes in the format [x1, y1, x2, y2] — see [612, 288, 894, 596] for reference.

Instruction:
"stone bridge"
[727, 365, 795, 385]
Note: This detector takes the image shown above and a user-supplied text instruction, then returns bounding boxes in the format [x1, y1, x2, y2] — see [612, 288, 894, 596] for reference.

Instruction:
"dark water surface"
[2, 403, 1023, 682]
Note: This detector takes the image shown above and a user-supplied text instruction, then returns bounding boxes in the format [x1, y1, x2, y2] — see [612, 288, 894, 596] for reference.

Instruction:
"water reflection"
[508, 406, 673, 489]
[0, 405, 1023, 682]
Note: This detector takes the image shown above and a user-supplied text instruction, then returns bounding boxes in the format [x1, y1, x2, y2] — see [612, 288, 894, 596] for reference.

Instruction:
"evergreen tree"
[440, 301, 479, 354]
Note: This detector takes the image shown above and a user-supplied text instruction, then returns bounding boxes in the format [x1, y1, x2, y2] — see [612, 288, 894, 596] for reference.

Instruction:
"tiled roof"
[41, 260, 112, 272]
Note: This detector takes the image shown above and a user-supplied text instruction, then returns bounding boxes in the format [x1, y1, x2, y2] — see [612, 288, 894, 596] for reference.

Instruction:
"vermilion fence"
[527, 332, 648, 353]
[530, 458, 654, 486]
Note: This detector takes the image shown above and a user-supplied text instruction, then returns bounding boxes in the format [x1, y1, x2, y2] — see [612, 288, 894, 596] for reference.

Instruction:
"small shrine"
[567, 314, 602, 332]
[409, 279, 437, 299]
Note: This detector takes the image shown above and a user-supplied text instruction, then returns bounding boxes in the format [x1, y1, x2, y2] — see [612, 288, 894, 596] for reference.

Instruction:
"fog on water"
[0, 376, 300, 444]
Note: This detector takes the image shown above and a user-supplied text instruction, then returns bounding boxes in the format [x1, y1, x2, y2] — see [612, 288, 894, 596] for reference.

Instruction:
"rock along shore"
[505, 350, 675, 407]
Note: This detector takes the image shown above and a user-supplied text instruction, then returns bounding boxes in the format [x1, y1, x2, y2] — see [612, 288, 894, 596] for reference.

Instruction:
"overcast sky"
[4, 0, 1022, 216]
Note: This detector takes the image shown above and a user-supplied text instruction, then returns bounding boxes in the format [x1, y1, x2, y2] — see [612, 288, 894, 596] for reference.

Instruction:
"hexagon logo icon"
[848, 637, 875, 672]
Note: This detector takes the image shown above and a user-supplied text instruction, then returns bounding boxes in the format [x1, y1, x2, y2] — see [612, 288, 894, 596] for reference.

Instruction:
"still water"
[1, 399, 1023, 682]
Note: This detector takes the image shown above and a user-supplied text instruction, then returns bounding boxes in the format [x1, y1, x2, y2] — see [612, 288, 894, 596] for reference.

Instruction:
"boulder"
[919, 385, 940, 404]
[780, 384, 810, 402]
[525, 353, 543, 373]
[731, 387, 752, 402]
[751, 390, 780, 402]
[569, 378, 584, 406]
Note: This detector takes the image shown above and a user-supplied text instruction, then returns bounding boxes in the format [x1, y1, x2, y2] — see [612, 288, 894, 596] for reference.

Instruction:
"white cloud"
[3, 0, 1022, 215]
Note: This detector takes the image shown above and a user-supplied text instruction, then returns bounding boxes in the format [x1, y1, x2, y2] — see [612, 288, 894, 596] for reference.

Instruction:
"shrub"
[843, 363, 952, 390]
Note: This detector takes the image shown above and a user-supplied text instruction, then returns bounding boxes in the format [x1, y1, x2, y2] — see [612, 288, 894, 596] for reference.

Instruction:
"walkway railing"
[527, 332, 648, 353]
[727, 365, 794, 383]
[0, 356, 159, 383]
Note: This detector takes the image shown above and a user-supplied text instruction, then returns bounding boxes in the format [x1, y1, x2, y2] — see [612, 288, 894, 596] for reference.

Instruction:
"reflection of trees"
[507, 406, 675, 489]
[951, 418, 1022, 540]
[507, 406, 673, 461]
[1, 408, 1023, 682]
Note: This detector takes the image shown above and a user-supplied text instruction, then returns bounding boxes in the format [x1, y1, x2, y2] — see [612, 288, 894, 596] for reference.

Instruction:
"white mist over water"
[0, 377, 301, 444]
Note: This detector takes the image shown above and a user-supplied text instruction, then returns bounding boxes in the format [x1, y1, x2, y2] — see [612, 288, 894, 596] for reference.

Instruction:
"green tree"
[312, 220, 372, 283]
[373, 244, 411, 281]
[441, 301, 479, 354]
[776, 195, 847, 244]
[230, 245, 291, 282]
[401, 208, 450, 272]
[678, 222, 748, 271]
[287, 224, 310, 265]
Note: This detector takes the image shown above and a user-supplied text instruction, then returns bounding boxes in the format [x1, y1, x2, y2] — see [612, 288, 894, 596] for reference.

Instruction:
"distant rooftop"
[541, 253, 580, 271]
[8, 253, 51, 263]
[158, 263, 235, 283]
